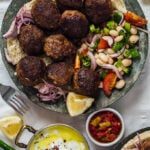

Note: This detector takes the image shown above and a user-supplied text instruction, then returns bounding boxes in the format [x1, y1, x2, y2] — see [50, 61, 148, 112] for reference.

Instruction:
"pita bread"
[6, 38, 26, 65]
[121, 130, 150, 150]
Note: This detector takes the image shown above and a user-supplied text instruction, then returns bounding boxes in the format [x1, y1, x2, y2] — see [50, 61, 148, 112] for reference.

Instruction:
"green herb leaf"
[92, 38, 100, 51]
[90, 24, 100, 34]
[112, 41, 124, 51]
[123, 49, 132, 58]
[100, 71, 107, 79]
[103, 27, 110, 35]
[106, 20, 117, 30]
[113, 12, 122, 24]
[82, 55, 91, 68]
[124, 22, 131, 32]
[131, 49, 140, 58]
[123, 66, 132, 74]
[115, 59, 122, 68]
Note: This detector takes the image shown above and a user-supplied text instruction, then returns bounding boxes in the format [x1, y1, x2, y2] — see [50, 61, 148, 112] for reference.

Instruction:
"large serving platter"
[0, 0, 148, 113]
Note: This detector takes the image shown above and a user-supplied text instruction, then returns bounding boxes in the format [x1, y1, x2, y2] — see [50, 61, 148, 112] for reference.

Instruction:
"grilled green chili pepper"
[0, 140, 15, 150]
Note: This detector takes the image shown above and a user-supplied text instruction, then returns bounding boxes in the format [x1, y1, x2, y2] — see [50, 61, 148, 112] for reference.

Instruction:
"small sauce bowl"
[86, 108, 125, 147]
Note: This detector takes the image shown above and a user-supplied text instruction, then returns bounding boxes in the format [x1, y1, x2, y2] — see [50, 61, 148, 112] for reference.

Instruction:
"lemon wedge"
[66, 92, 94, 117]
[0, 115, 23, 140]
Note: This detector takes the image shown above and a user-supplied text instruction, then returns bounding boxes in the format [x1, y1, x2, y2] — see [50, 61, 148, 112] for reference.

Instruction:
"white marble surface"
[0, 0, 150, 150]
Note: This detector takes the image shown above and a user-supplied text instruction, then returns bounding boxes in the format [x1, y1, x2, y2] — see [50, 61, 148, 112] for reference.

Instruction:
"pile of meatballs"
[16, 0, 113, 97]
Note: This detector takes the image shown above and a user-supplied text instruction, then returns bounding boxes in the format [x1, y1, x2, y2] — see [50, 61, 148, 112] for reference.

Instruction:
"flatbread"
[7, 38, 26, 65]
[121, 130, 150, 150]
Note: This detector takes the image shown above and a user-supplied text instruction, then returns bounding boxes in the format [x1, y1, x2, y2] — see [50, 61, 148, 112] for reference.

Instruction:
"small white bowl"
[86, 108, 125, 147]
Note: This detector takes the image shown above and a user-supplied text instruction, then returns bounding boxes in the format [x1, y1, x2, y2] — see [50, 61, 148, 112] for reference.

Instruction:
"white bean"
[98, 53, 109, 63]
[121, 20, 125, 27]
[122, 59, 132, 67]
[116, 26, 124, 32]
[117, 55, 124, 60]
[107, 48, 115, 54]
[114, 35, 124, 42]
[129, 35, 139, 44]
[109, 30, 119, 37]
[130, 27, 138, 35]
[108, 57, 114, 64]
[95, 53, 99, 59]
[115, 80, 126, 89]
[96, 58, 105, 66]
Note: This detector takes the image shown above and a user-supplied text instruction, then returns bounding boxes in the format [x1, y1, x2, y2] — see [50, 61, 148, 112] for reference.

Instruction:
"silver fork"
[0, 83, 30, 115]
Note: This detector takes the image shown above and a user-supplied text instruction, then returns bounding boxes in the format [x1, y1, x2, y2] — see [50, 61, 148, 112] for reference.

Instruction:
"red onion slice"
[78, 47, 97, 70]
[38, 84, 50, 95]
[21, 18, 34, 24]
[137, 133, 143, 149]
[86, 34, 101, 48]
[109, 46, 125, 58]
[36, 81, 66, 103]
[113, 10, 125, 25]
[102, 36, 114, 47]
[3, 19, 18, 39]
[4, 48, 12, 63]
[102, 64, 123, 79]
[87, 51, 97, 70]
[16, 6, 25, 21]
[3, 4, 34, 39]
[136, 26, 150, 34]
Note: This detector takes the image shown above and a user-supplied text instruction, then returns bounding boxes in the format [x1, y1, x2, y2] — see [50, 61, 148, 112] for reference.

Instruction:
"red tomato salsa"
[89, 110, 122, 143]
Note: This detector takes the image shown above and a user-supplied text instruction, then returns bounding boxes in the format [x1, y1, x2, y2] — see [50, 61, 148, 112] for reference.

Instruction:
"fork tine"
[9, 95, 29, 115]
[10, 97, 27, 113]
[14, 94, 30, 109]
[13, 94, 30, 111]
[0, 84, 30, 115]
[7, 99, 24, 115]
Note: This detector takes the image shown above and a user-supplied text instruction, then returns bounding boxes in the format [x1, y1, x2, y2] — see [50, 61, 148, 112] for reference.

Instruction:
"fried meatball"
[56, 0, 83, 12]
[73, 68, 99, 96]
[44, 34, 76, 61]
[31, 0, 61, 30]
[60, 10, 89, 39]
[84, 0, 112, 25]
[18, 24, 45, 55]
[16, 56, 46, 86]
[47, 62, 74, 86]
